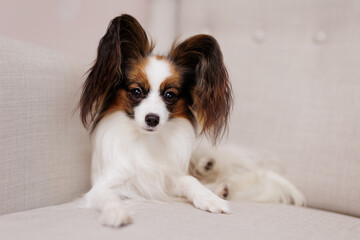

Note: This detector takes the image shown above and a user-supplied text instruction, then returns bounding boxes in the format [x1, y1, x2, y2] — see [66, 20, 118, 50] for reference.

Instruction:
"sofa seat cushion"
[0, 201, 359, 240]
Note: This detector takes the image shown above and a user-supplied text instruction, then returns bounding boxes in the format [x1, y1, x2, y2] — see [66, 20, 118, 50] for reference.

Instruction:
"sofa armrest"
[0, 36, 91, 215]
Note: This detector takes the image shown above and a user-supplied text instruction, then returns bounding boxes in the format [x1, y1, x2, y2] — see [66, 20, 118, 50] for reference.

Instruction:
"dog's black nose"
[145, 114, 160, 127]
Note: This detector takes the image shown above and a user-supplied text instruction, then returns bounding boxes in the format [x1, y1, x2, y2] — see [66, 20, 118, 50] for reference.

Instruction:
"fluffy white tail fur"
[190, 140, 306, 206]
[227, 170, 306, 206]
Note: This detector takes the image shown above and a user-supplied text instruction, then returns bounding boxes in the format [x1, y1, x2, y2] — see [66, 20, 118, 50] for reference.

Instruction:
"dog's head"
[80, 14, 232, 143]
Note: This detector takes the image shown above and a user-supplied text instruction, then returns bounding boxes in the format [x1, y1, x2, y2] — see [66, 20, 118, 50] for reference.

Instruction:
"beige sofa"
[1, 1, 360, 238]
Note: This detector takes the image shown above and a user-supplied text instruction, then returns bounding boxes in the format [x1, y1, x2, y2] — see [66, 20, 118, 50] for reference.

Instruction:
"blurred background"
[0, 0, 152, 61]
[1, 0, 359, 216]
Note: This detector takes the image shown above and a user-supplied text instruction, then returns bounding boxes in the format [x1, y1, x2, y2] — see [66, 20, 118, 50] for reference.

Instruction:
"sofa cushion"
[177, 0, 360, 217]
[0, 201, 359, 240]
[0, 36, 91, 215]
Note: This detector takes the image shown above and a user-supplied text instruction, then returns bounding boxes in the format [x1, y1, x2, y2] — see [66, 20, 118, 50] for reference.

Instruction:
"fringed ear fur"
[79, 14, 153, 130]
[168, 34, 233, 144]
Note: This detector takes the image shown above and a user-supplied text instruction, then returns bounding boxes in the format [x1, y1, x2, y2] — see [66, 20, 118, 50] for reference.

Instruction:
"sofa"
[1, 1, 360, 239]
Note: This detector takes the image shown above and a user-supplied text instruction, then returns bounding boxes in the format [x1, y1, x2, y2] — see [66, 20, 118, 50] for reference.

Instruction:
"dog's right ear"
[80, 14, 153, 130]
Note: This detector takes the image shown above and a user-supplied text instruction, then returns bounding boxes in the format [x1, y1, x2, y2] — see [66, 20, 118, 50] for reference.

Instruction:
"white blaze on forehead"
[145, 57, 171, 91]
[133, 56, 171, 131]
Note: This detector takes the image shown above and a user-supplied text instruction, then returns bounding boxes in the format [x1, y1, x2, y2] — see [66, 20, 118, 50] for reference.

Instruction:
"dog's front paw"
[99, 204, 132, 227]
[193, 191, 230, 214]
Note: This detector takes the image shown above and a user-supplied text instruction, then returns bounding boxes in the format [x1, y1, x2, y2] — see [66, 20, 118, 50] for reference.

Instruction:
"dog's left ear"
[168, 34, 233, 144]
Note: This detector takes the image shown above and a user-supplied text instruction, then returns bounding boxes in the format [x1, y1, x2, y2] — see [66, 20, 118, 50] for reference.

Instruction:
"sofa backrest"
[0, 36, 91, 215]
[176, 0, 360, 217]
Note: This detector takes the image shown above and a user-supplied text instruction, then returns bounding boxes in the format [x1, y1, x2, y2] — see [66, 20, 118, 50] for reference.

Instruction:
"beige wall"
[0, 0, 149, 62]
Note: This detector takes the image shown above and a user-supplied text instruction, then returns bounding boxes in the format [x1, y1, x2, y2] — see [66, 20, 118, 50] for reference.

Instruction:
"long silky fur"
[78, 14, 304, 228]
[79, 14, 154, 131]
[168, 35, 233, 144]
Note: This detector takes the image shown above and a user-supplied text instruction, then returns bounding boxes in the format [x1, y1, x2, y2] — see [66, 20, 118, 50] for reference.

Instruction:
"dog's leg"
[190, 157, 231, 200]
[194, 157, 216, 175]
[214, 183, 230, 199]
[174, 175, 230, 213]
[85, 176, 132, 227]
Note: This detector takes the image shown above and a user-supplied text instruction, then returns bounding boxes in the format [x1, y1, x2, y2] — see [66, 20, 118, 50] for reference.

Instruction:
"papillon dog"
[79, 14, 305, 227]
[190, 142, 305, 205]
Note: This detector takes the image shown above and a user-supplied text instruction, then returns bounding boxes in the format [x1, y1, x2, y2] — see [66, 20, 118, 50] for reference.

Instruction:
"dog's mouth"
[143, 126, 157, 133]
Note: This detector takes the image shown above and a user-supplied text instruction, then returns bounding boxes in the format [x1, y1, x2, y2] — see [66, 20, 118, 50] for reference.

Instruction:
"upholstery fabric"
[177, 0, 360, 217]
[0, 36, 91, 215]
[0, 201, 359, 240]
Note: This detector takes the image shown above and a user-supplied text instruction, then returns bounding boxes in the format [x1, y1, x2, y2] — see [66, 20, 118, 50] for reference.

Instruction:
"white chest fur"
[90, 112, 196, 200]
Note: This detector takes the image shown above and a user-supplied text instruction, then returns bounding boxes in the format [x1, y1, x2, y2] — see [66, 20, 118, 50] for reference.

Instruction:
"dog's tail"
[229, 170, 306, 206]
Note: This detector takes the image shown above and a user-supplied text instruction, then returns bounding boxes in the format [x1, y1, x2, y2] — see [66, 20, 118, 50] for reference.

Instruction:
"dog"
[79, 14, 305, 227]
[190, 140, 305, 205]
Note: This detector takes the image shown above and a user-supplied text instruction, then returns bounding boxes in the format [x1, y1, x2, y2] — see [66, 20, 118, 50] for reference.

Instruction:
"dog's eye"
[164, 91, 177, 104]
[130, 88, 143, 100]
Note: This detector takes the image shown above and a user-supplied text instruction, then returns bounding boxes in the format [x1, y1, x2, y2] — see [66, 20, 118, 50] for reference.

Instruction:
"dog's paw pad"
[99, 204, 132, 227]
[215, 184, 230, 199]
[196, 158, 216, 175]
[221, 185, 229, 199]
[204, 159, 214, 171]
